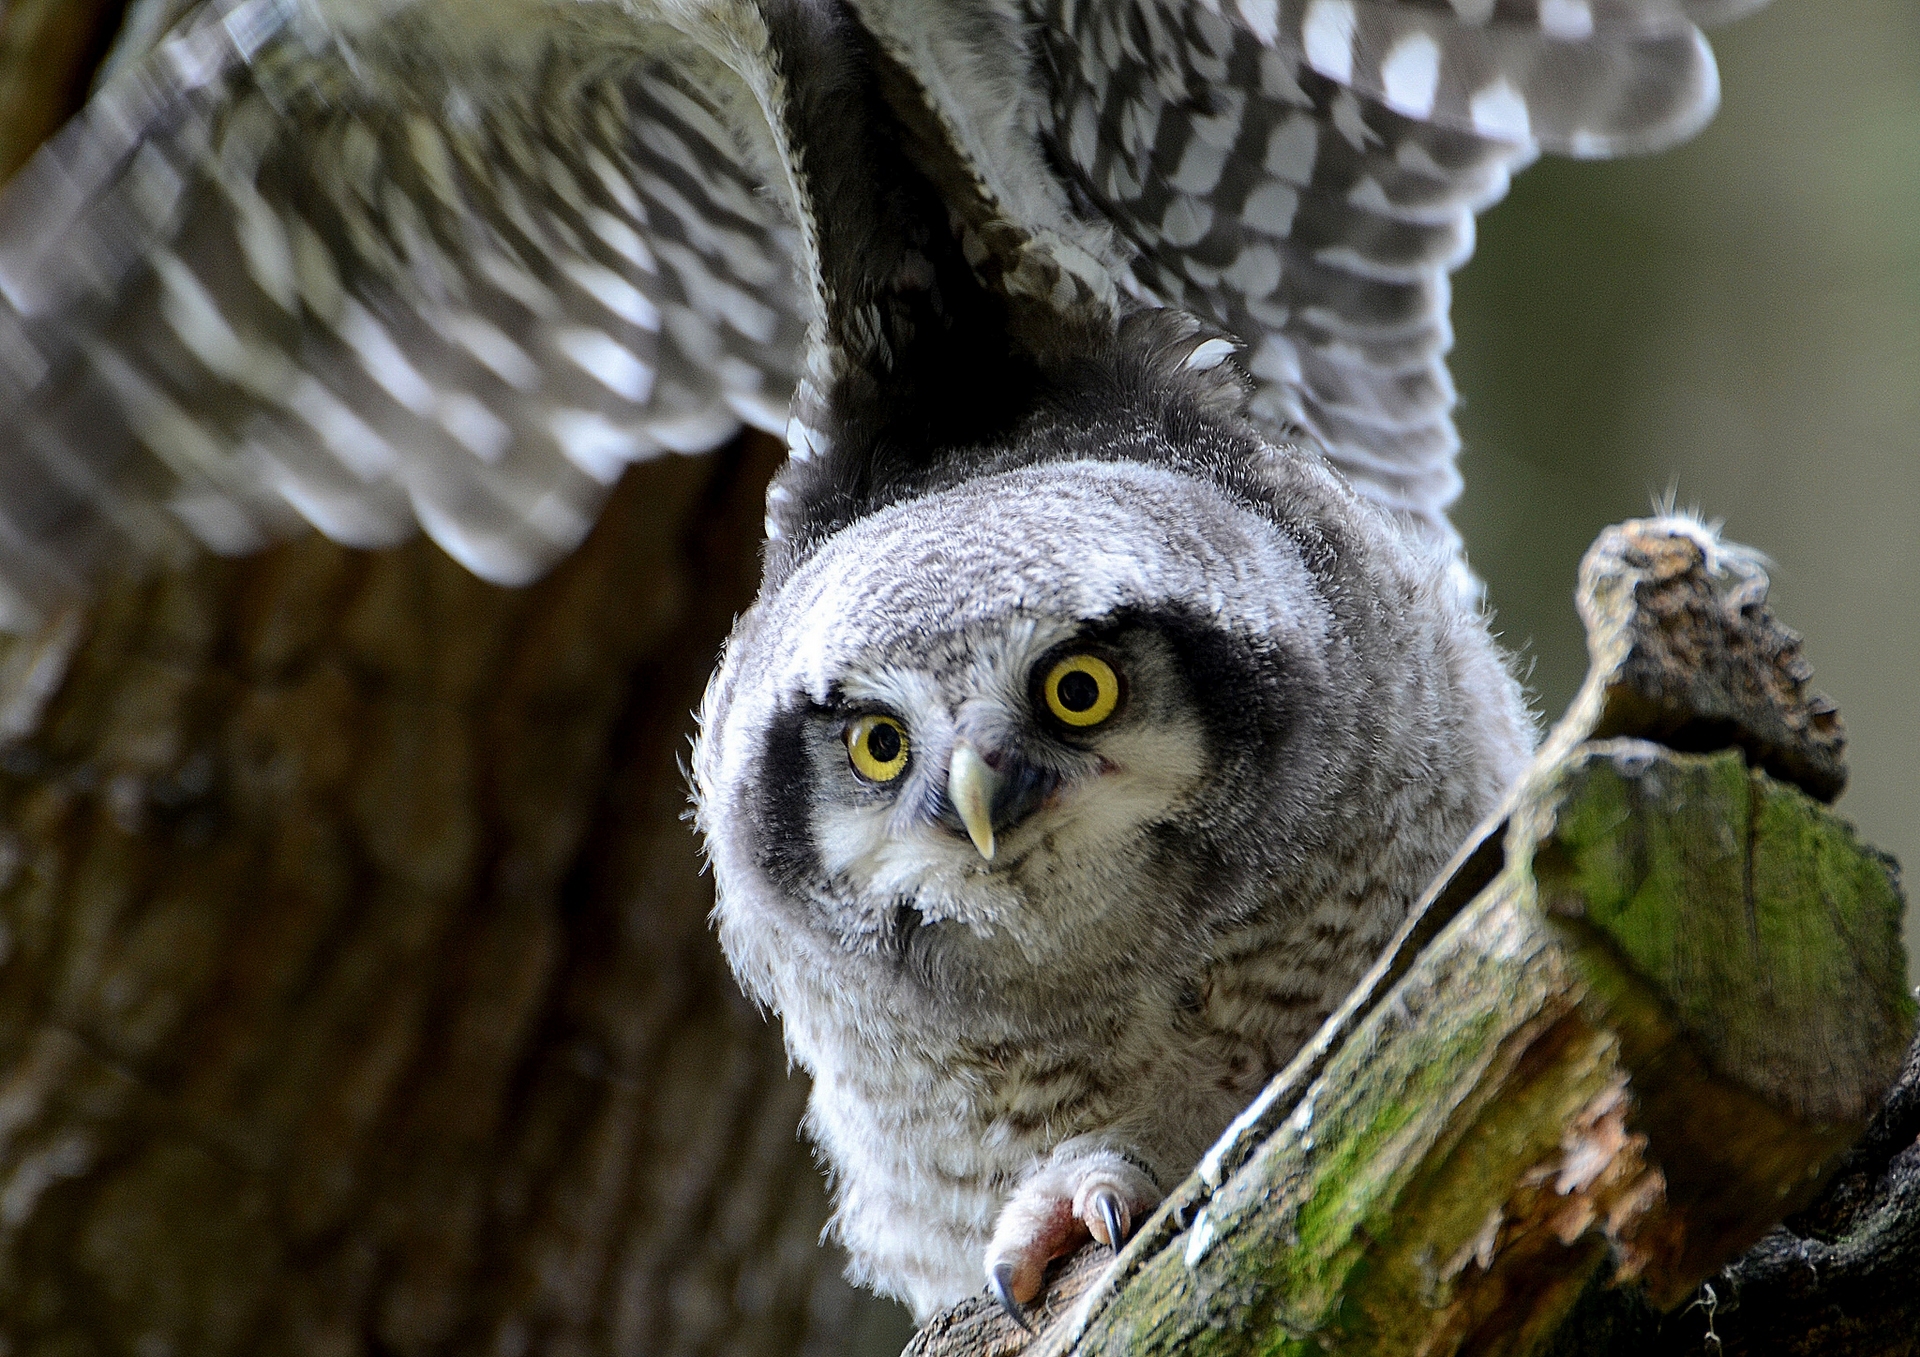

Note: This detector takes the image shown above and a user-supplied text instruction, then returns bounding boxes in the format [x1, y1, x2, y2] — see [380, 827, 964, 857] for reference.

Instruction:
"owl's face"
[698, 454, 1373, 1002]
[793, 613, 1211, 933]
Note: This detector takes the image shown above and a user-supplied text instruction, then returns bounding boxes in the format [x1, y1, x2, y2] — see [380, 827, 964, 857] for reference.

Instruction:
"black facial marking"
[756, 703, 822, 892]
[1089, 604, 1317, 909]
[1147, 606, 1300, 783]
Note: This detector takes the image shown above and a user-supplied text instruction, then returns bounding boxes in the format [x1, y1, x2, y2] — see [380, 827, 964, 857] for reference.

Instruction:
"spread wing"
[0, 0, 1766, 625]
[0, 0, 806, 627]
[1028, 0, 1764, 550]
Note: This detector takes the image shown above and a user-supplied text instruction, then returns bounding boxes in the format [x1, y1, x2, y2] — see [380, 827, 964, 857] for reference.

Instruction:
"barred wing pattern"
[1033, 0, 1761, 548]
[0, 0, 804, 627]
[0, 0, 1762, 625]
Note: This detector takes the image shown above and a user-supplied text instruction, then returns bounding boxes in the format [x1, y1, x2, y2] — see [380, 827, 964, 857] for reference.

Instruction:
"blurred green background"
[1449, 0, 1919, 977]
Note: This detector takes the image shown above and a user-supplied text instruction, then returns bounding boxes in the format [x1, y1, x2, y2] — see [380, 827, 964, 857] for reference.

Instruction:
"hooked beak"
[947, 744, 1002, 860]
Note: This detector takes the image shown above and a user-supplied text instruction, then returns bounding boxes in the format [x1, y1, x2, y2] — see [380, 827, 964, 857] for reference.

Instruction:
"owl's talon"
[1088, 1185, 1130, 1252]
[982, 1151, 1159, 1322]
[989, 1262, 1033, 1332]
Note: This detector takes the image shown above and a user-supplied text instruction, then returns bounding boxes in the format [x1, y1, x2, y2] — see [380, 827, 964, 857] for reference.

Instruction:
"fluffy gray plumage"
[0, 0, 1759, 1323]
[695, 354, 1534, 1312]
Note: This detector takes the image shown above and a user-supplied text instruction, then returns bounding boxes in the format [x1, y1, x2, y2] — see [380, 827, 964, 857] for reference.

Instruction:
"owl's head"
[708, 455, 1311, 917]
[696, 411, 1529, 1017]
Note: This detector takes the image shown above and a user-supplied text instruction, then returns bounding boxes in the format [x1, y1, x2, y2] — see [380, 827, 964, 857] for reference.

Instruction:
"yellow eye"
[1043, 654, 1120, 727]
[846, 714, 910, 781]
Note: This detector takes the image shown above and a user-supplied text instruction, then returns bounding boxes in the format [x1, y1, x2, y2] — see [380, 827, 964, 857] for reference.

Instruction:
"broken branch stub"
[1545, 520, 1847, 802]
[905, 519, 1913, 1357]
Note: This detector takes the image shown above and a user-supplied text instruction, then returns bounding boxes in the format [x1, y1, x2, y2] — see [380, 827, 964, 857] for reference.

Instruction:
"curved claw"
[1088, 1186, 1130, 1253]
[989, 1261, 1034, 1333]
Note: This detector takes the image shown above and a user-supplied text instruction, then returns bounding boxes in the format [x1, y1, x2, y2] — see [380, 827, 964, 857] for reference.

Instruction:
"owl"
[0, 0, 1756, 1325]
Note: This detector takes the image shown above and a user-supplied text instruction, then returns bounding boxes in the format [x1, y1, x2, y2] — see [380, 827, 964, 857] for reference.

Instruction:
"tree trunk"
[0, 432, 909, 1356]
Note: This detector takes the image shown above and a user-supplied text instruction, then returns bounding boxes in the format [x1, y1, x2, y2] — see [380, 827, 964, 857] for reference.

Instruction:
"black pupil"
[1057, 670, 1101, 712]
[866, 722, 902, 762]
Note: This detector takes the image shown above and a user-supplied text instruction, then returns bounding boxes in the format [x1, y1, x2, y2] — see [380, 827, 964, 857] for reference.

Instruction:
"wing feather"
[0, 0, 805, 625]
[1035, 0, 1746, 545]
